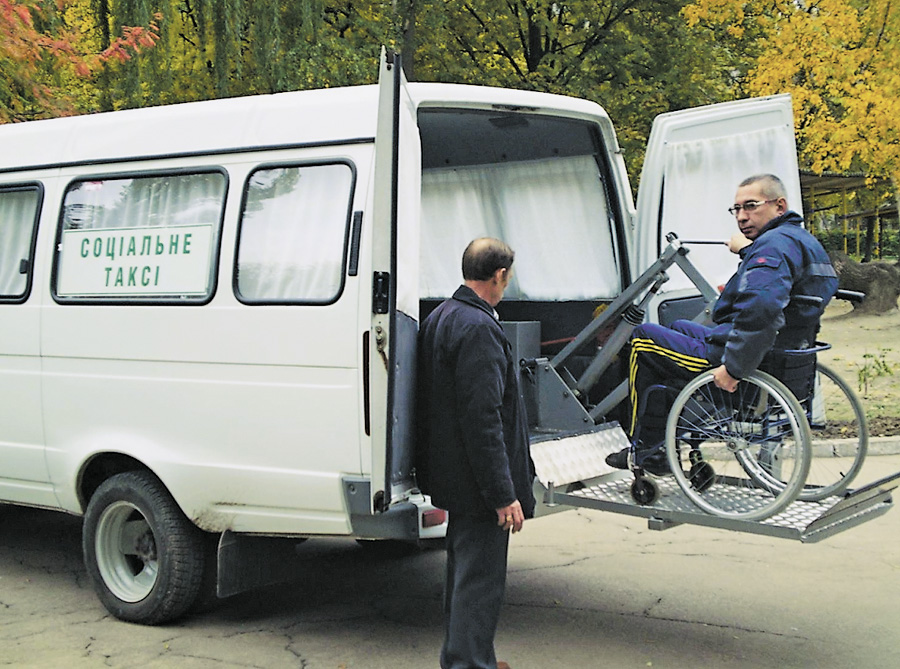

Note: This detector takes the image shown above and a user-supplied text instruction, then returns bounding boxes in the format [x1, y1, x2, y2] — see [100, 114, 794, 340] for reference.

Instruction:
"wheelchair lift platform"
[532, 423, 899, 544]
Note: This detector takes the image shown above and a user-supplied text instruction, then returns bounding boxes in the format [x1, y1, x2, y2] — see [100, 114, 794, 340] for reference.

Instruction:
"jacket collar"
[758, 210, 803, 237]
[452, 285, 498, 319]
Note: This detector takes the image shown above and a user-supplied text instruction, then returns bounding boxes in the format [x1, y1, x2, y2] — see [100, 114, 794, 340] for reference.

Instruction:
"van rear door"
[633, 94, 800, 323]
[369, 50, 422, 512]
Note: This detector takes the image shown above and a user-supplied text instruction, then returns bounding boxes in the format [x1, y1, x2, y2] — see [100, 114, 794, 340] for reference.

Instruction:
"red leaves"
[1, 2, 160, 121]
[102, 16, 161, 62]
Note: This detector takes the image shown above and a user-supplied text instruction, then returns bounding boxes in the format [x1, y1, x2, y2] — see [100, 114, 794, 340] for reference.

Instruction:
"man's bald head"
[462, 237, 515, 281]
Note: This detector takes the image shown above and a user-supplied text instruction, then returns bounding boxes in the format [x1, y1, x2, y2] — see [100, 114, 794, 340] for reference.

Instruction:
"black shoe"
[639, 450, 671, 476]
[606, 444, 671, 476]
[605, 447, 630, 470]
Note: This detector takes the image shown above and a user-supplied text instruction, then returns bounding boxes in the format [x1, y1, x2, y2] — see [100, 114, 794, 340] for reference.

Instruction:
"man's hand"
[496, 500, 524, 533]
[728, 232, 752, 255]
[712, 364, 739, 392]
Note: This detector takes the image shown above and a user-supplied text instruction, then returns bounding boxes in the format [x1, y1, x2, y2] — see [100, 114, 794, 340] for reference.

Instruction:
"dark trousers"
[628, 321, 713, 445]
[440, 513, 511, 669]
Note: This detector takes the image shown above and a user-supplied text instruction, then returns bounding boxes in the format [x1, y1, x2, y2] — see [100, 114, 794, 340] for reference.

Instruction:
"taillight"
[422, 508, 447, 528]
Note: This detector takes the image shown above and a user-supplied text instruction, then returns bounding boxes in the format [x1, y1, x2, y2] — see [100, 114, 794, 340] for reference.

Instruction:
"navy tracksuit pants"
[628, 321, 715, 446]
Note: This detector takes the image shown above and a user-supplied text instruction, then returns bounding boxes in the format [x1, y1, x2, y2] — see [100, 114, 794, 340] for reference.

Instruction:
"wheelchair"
[634, 340, 868, 521]
[537, 234, 869, 522]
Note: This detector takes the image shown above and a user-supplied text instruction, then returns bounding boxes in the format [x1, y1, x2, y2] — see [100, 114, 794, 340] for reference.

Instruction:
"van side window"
[235, 162, 354, 304]
[0, 186, 41, 302]
[54, 171, 226, 302]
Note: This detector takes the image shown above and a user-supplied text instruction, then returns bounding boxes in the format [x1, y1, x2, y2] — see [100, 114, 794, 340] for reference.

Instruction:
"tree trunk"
[829, 252, 900, 313]
[394, 0, 416, 81]
[862, 215, 876, 262]
[94, 0, 113, 111]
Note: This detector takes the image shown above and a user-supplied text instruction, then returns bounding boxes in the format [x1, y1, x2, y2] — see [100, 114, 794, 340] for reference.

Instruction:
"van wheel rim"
[95, 501, 159, 602]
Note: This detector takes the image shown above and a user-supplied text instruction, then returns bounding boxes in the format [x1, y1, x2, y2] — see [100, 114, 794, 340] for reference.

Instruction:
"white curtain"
[63, 173, 225, 231]
[420, 155, 620, 300]
[237, 164, 353, 302]
[0, 189, 39, 297]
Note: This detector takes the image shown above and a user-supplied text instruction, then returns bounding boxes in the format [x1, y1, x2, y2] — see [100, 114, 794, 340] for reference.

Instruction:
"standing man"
[416, 237, 536, 669]
[606, 173, 839, 473]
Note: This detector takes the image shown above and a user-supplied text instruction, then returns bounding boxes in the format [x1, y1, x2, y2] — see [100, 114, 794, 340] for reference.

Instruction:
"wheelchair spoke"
[798, 363, 868, 500]
[666, 370, 811, 521]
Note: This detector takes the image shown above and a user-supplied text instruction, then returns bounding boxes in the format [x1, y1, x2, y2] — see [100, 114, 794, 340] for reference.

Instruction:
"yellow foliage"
[683, 0, 900, 182]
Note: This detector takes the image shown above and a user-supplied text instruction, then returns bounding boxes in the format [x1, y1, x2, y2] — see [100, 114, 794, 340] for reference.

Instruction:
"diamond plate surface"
[531, 424, 629, 486]
[565, 474, 841, 533]
[531, 426, 895, 541]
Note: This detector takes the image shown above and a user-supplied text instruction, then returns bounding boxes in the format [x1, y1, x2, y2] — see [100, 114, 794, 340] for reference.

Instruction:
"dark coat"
[416, 285, 536, 520]
[706, 210, 839, 378]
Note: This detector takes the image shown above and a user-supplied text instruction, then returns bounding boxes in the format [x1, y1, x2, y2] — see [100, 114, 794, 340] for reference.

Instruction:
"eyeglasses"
[728, 199, 776, 216]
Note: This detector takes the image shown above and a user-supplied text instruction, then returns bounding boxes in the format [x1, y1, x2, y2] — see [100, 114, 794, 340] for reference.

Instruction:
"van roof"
[0, 83, 612, 174]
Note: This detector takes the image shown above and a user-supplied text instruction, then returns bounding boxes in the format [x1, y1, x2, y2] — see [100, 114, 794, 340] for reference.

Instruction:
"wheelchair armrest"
[835, 289, 865, 304]
[779, 342, 832, 355]
[792, 290, 865, 306]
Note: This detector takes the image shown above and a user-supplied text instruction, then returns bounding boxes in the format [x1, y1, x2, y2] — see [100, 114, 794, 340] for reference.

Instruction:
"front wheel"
[630, 476, 660, 506]
[83, 471, 205, 625]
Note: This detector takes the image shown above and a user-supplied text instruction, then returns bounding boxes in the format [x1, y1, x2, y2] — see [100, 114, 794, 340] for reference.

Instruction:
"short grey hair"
[739, 174, 788, 201]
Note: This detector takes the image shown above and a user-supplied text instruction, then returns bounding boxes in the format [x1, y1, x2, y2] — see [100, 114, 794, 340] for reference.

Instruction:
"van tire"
[83, 471, 205, 625]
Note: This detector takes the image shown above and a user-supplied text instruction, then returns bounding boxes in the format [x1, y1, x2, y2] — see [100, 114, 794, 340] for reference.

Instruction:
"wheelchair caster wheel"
[631, 477, 660, 505]
[689, 461, 715, 492]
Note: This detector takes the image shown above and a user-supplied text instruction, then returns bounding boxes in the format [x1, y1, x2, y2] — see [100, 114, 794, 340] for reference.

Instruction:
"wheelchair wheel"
[665, 370, 811, 521]
[630, 476, 660, 506]
[800, 363, 868, 500]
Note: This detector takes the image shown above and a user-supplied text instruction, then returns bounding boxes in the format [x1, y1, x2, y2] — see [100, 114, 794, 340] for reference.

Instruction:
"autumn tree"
[684, 0, 900, 183]
[0, 0, 159, 122]
[87, 0, 393, 109]
[685, 0, 899, 310]
[5, 0, 752, 187]
[8, 0, 740, 183]
[52, 1, 738, 177]
[402, 0, 736, 174]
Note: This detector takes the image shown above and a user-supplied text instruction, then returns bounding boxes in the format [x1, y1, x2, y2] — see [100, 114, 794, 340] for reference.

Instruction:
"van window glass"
[0, 187, 40, 300]
[236, 163, 353, 304]
[421, 156, 618, 300]
[55, 172, 226, 301]
[418, 111, 621, 301]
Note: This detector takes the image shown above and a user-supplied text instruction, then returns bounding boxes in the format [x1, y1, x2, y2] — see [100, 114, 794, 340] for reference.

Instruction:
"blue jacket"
[706, 211, 838, 379]
[416, 285, 536, 519]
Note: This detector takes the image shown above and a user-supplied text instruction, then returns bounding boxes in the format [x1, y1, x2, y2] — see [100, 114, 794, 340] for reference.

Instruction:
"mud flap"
[216, 530, 308, 598]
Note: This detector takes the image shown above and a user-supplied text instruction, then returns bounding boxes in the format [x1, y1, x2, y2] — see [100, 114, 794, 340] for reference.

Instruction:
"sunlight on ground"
[819, 302, 900, 423]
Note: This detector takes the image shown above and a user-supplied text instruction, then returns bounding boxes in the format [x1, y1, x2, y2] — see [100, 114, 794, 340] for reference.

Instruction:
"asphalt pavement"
[2, 453, 899, 668]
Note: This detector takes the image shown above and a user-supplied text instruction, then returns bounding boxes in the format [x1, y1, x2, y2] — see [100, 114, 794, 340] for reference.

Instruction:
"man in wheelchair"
[606, 173, 839, 475]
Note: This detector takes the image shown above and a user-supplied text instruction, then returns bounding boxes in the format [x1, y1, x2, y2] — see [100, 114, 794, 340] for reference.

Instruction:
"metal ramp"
[531, 423, 899, 543]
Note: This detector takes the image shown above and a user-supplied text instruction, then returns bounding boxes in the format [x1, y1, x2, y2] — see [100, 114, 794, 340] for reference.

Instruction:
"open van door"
[633, 94, 800, 324]
[369, 49, 422, 512]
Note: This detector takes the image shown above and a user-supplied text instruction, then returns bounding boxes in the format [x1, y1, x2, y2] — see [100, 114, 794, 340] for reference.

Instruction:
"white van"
[0, 52, 802, 623]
